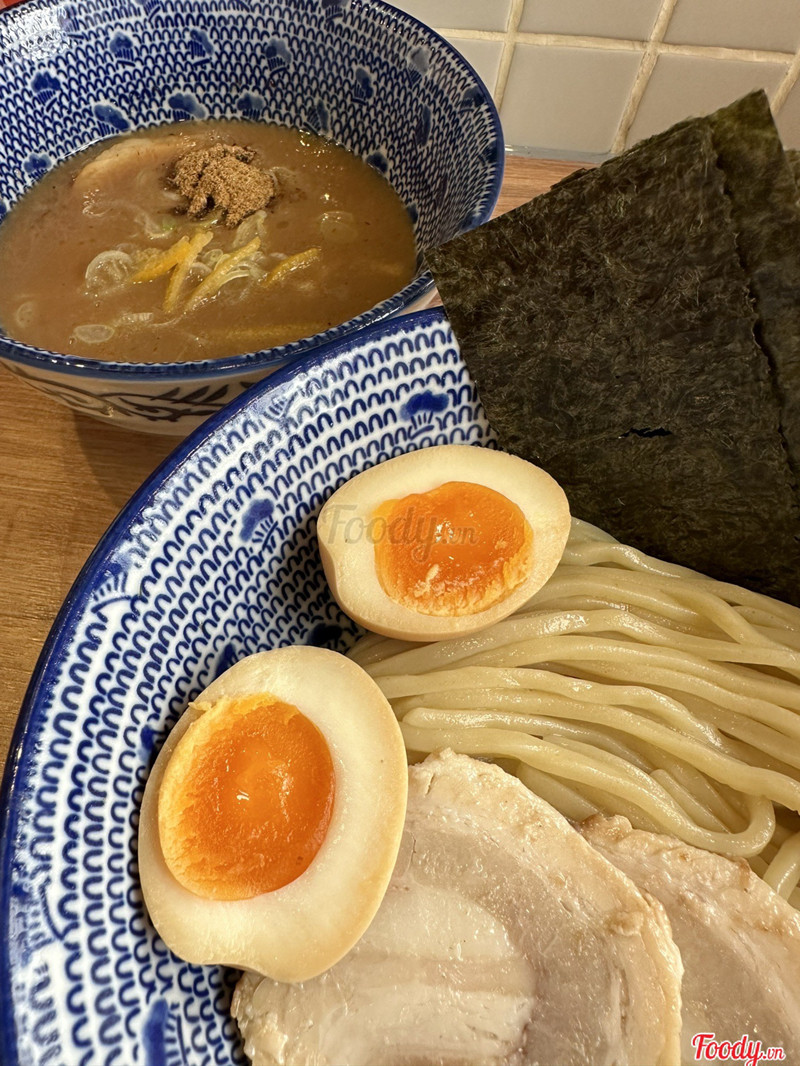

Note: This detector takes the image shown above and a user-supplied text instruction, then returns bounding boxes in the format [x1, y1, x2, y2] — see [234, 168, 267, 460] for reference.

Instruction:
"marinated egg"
[317, 445, 570, 641]
[137, 646, 408, 982]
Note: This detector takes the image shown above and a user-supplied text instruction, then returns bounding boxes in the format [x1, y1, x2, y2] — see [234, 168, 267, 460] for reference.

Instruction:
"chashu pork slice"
[232, 750, 682, 1066]
[579, 815, 800, 1064]
[73, 133, 190, 196]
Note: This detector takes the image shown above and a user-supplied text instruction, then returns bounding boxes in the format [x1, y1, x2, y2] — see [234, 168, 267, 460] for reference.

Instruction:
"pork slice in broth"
[72, 133, 191, 197]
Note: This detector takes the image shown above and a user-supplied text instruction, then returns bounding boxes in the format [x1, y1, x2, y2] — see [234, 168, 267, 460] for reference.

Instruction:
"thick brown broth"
[0, 121, 417, 363]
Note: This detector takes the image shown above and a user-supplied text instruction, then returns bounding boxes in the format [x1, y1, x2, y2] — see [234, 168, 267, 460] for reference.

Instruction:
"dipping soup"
[0, 121, 417, 363]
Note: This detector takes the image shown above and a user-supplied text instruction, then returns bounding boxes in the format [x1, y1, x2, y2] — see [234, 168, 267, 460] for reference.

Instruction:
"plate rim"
[0, 303, 450, 1065]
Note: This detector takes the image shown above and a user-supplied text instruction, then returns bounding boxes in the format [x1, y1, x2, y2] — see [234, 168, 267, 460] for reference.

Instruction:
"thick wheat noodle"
[527, 734, 776, 856]
[357, 522, 800, 901]
[348, 633, 415, 667]
[774, 817, 800, 845]
[676, 699, 800, 773]
[534, 567, 783, 648]
[520, 738, 739, 831]
[516, 762, 665, 831]
[760, 839, 783, 865]
[565, 559, 800, 644]
[367, 611, 800, 678]
[522, 763, 782, 868]
[559, 656, 800, 737]
[400, 702, 800, 813]
[563, 537, 800, 630]
[347, 631, 384, 656]
[530, 598, 733, 645]
[379, 660, 800, 763]
[552, 730, 746, 834]
[524, 577, 702, 630]
[573, 783, 667, 832]
[565, 519, 619, 545]
[401, 720, 776, 856]
[621, 744, 750, 831]
[650, 770, 731, 832]
[621, 688, 800, 777]
[737, 605, 799, 628]
[745, 623, 800, 651]
[493, 639, 800, 704]
[751, 853, 771, 875]
[408, 719, 676, 820]
[515, 763, 600, 821]
[526, 594, 716, 632]
[401, 705, 656, 771]
[545, 649, 800, 727]
[653, 758, 749, 828]
[377, 666, 719, 743]
[560, 540, 711, 575]
[365, 634, 800, 725]
[763, 831, 800, 898]
[390, 684, 716, 749]
[746, 854, 800, 909]
[761, 834, 800, 911]
[735, 605, 800, 644]
[395, 687, 761, 783]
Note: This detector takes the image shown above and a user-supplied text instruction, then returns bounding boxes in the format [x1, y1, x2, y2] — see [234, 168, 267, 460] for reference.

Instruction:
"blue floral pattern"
[0, 308, 494, 1066]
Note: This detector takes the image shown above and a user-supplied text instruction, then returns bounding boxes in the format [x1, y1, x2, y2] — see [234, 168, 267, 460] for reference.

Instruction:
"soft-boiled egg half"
[317, 445, 571, 641]
[137, 646, 408, 982]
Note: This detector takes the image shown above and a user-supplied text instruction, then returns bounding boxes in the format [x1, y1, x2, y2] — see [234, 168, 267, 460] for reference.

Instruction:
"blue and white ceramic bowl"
[0, 0, 503, 435]
[0, 307, 492, 1066]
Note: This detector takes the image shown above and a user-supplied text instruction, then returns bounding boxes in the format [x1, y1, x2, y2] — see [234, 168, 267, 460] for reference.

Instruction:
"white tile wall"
[664, 0, 800, 55]
[776, 75, 800, 146]
[502, 45, 641, 154]
[385, 0, 800, 154]
[626, 53, 787, 145]
[391, 0, 511, 33]
[518, 0, 662, 42]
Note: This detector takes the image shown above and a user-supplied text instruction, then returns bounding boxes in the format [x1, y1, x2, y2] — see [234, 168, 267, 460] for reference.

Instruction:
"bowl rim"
[0, 304, 451, 1066]
[0, 275, 435, 381]
[0, 0, 504, 382]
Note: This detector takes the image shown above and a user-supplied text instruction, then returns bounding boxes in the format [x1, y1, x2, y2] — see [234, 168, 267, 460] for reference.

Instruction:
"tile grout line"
[435, 27, 794, 64]
[518, 36, 797, 63]
[611, 0, 679, 152]
[434, 27, 507, 42]
[771, 49, 800, 112]
[492, 0, 525, 111]
[434, 14, 800, 144]
[661, 39, 794, 62]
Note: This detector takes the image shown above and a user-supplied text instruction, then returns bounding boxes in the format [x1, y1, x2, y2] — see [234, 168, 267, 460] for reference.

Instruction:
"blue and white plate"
[0, 307, 493, 1066]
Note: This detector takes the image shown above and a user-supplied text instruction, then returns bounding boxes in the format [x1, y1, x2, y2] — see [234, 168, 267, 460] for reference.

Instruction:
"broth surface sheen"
[0, 121, 417, 363]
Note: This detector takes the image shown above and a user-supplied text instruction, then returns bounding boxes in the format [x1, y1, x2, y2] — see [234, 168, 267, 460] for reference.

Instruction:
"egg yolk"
[371, 481, 534, 616]
[157, 693, 335, 901]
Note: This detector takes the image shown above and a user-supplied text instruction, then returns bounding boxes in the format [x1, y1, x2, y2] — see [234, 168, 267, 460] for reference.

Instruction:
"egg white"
[138, 645, 408, 982]
[317, 444, 571, 641]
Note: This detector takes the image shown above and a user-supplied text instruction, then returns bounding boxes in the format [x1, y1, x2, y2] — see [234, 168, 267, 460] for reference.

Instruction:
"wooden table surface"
[0, 153, 580, 772]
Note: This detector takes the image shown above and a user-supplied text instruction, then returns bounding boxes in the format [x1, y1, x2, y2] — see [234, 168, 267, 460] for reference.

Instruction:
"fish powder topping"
[173, 143, 277, 227]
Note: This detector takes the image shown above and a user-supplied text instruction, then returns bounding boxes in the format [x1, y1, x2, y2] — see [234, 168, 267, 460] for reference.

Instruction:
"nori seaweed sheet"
[786, 149, 800, 190]
[427, 114, 800, 604]
[705, 92, 800, 489]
